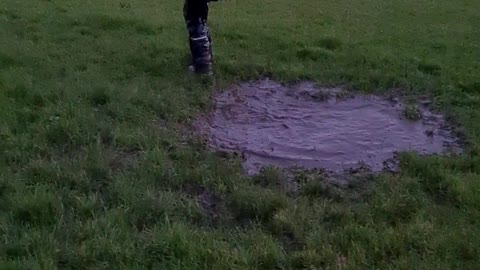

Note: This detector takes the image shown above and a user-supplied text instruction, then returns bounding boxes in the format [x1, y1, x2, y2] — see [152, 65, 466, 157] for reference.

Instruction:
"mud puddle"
[195, 79, 463, 175]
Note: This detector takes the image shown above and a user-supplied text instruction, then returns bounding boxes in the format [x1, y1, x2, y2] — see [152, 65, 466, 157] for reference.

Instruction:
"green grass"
[1, 0, 480, 269]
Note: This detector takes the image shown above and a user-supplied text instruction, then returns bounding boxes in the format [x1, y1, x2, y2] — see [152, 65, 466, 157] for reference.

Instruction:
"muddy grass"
[195, 79, 463, 176]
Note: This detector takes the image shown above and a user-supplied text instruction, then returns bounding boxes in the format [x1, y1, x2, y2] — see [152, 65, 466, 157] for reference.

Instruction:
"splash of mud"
[195, 79, 462, 175]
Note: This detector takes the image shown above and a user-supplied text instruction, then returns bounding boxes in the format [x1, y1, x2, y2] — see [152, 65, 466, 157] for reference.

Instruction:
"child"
[183, 0, 216, 74]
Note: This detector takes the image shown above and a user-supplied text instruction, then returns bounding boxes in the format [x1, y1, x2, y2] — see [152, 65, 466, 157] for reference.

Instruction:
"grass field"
[1, 0, 480, 269]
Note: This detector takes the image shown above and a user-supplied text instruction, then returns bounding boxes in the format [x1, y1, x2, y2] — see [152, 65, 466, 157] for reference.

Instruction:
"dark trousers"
[183, 0, 209, 26]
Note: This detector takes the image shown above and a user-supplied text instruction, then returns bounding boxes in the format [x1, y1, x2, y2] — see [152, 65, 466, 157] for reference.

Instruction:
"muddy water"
[196, 80, 462, 175]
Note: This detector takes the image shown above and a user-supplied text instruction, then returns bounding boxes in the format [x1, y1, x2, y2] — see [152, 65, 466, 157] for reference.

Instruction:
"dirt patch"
[109, 149, 141, 172]
[195, 79, 463, 175]
[183, 184, 222, 225]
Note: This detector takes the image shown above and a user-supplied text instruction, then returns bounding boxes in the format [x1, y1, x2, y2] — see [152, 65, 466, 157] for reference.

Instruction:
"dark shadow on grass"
[459, 81, 480, 94]
[0, 52, 19, 70]
[296, 47, 334, 61]
[315, 37, 342, 51]
[418, 62, 442, 76]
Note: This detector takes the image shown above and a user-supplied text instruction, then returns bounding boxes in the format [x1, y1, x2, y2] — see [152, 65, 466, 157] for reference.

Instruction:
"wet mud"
[195, 79, 463, 175]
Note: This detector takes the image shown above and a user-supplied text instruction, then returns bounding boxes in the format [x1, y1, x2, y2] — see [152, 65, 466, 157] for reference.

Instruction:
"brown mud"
[183, 184, 223, 225]
[195, 79, 463, 175]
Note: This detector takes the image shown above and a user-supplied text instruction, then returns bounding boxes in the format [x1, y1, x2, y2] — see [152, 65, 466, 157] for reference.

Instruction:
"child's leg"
[184, 0, 213, 74]
[183, 0, 209, 23]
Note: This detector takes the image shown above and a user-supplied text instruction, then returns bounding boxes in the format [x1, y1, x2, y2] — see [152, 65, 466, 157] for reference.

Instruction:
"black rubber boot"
[184, 0, 213, 75]
[187, 19, 213, 74]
